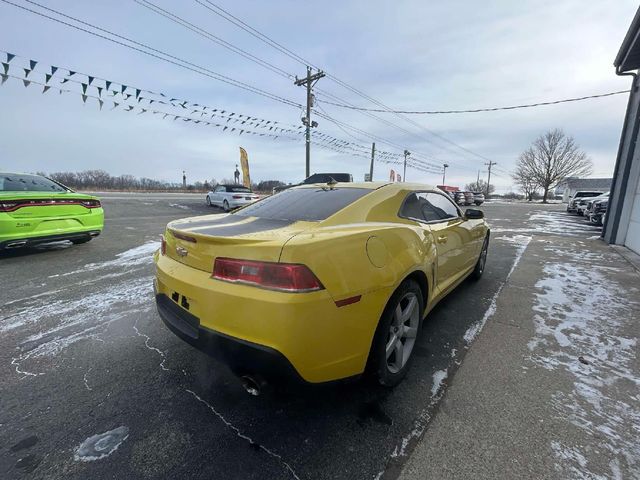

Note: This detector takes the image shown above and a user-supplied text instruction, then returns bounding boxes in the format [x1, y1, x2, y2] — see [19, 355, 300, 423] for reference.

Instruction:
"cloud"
[0, 0, 637, 190]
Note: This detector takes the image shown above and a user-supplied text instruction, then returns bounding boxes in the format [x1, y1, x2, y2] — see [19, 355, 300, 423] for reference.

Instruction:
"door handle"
[437, 235, 448, 244]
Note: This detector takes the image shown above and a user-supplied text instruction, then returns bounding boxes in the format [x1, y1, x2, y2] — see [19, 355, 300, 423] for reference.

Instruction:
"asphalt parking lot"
[0, 194, 604, 480]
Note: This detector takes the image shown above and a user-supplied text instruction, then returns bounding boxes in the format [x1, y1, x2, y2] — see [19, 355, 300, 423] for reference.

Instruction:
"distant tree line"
[41, 170, 286, 193]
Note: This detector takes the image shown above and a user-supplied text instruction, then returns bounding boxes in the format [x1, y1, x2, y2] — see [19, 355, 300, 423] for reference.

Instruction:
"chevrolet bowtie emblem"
[176, 246, 188, 257]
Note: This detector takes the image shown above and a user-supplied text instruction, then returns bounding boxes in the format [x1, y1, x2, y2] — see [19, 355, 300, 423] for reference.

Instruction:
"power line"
[316, 90, 631, 114]
[191, 0, 497, 167]
[2, 0, 302, 108]
[133, 0, 293, 80]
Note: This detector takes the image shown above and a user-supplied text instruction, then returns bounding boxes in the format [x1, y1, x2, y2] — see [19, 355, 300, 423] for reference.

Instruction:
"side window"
[400, 193, 425, 220]
[422, 193, 459, 221]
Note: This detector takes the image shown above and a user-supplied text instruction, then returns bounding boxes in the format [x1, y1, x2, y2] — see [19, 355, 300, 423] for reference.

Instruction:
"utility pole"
[442, 163, 449, 185]
[485, 161, 497, 196]
[477, 170, 480, 185]
[369, 142, 375, 181]
[295, 66, 325, 178]
[403, 150, 411, 182]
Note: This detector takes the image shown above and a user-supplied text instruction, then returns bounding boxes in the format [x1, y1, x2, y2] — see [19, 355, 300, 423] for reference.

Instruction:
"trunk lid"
[0, 192, 99, 219]
[164, 213, 315, 272]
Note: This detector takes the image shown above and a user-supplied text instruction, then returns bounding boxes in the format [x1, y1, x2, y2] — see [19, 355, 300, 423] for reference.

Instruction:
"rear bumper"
[0, 230, 101, 250]
[155, 293, 305, 383]
[154, 253, 389, 383]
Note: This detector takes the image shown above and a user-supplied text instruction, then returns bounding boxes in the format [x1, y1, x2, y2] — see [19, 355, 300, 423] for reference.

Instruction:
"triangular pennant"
[125, 105, 134, 111]
[23, 68, 31, 78]
[111, 102, 119, 109]
[163, 114, 169, 119]
[124, 94, 132, 100]
[135, 88, 141, 98]
[111, 90, 118, 96]
[23, 79, 31, 87]
[51, 66, 58, 75]
[97, 86, 103, 96]
[1, 62, 8, 75]
[98, 99, 104, 110]
[87, 76, 94, 85]
[173, 115, 179, 121]
[194, 120, 201, 124]
[105, 81, 111, 90]
[68, 70, 76, 76]
[82, 94, 88, 103]
[137, 108, 147, 115]
[239, 130, 244, 135]
[169, 98, 178, 102]
[183, 118, 191, 122]
[223, 126, 228, 131]
[121, 84, 127, 93]
[45, 73, 52, 83]
[61, 78, 69, 84]
[42, 85, 51, 94]
[137, 96, 143, 103]
[29, 60, 37, 70]
[6, 53, 16, 63]
[149, 99, 155, 104]
[81, 83, 87, 94]
[0, 73, 8, 85]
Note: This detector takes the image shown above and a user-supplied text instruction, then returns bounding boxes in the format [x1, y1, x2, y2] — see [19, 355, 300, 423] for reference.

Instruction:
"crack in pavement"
[185, 389, 301, 480]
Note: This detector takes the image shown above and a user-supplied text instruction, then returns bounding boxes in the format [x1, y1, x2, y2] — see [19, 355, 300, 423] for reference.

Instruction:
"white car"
[206, 184, 259, 212]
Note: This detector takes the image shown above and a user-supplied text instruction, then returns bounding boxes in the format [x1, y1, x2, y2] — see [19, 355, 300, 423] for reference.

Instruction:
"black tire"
[223, 200, 230, 212]
[368, 279, 424, 387]
[206, 195, 212, 206]
[71, 238, 91, 245]
[471, 235, 489, 280]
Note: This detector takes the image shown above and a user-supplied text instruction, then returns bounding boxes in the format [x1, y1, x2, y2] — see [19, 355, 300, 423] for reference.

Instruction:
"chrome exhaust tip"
[6, 240, 27, 249]
[240, 375, 266, 396]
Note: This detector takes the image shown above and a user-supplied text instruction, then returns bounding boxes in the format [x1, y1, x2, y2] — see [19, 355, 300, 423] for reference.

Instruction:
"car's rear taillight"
[160, 235, 166, 255]
[212, 258, 324, 292]
[80, 199, 101, 208]
[232, 195, 243, 199]
[0, 201, 19, 212]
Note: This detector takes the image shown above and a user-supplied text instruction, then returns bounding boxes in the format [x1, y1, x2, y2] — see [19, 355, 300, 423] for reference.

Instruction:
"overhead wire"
[1, 0, 302, 108]
[316, 90, 631, 114]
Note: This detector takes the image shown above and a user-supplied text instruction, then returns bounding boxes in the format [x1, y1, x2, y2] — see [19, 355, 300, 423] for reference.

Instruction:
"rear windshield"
[234, 187, 370, 221]
[0, 173, 66, 192]
[228, 186, 251, 193]
[575, 192, 602, 198]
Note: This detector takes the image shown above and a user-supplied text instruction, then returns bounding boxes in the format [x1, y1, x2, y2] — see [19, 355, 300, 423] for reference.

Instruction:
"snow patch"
[431, 369, 448, 397]
[74, 426, 129, 462]
[528, 259, 640, 477]
[49, 241, 159, 278]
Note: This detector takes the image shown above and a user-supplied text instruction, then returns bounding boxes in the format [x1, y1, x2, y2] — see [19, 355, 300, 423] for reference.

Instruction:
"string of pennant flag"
[0, 50, 444, 174]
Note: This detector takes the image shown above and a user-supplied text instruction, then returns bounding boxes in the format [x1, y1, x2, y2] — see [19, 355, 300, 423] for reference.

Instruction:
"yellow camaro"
[154, 182, 489, 387]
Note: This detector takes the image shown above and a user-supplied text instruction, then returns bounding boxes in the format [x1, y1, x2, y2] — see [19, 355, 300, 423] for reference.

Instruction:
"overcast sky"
[0, 0, 638, 191]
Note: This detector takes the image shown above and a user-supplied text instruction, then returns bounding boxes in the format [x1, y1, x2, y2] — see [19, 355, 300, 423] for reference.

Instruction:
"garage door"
[625, 175, 640, 254]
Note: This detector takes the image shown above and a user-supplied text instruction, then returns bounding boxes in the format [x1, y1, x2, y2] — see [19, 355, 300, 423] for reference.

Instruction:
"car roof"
[294, 181, 437, 191]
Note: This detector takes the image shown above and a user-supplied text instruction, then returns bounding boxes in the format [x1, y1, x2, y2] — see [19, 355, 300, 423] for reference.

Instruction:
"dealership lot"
[0, 195, 614, 479]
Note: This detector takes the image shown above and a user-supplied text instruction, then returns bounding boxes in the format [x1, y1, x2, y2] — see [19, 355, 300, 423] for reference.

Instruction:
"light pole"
[403, 150, 410, 182]
[442, 163, 449, 185]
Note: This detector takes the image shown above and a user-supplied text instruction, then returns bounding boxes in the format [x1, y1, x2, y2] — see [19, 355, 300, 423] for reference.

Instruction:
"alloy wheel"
[385, 292, 420, 373]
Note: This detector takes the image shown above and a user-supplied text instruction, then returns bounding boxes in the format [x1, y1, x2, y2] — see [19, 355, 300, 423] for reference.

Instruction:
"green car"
[0, 172, 104, 250]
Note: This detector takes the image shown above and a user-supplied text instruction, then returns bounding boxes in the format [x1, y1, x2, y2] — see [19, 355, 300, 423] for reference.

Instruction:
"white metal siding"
[625, 176, 640, 254]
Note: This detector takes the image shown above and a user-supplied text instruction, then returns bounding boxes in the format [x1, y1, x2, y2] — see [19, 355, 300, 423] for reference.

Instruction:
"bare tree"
[512, 164, 539, 202]
[515, 129, 592, 203]
[465, 179, 494, 194]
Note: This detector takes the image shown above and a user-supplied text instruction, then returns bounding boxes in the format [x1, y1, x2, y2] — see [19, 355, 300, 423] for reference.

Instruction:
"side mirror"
[465, 208, 484, 219]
